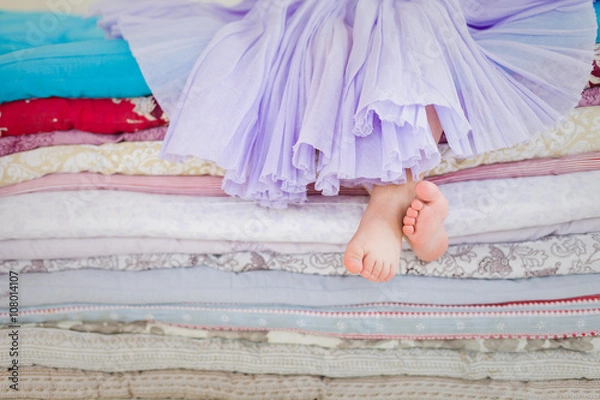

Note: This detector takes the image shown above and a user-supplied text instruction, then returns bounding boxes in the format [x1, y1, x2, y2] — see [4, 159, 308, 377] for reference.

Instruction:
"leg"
[402, 180, 449, 262]
[344, 178, 417, 282]
[343, 105, 449, 281]
[402, 105, 449, 262]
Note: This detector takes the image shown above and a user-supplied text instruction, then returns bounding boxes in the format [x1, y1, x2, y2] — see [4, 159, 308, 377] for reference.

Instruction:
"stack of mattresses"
[1, 2, 599, 399]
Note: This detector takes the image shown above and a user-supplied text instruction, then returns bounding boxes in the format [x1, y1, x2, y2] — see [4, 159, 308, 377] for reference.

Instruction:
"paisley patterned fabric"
[2, 233, 599, 280]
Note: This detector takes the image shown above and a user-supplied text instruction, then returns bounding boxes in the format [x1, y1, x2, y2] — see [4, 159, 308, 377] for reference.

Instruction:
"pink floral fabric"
[0, 127, 166, 157]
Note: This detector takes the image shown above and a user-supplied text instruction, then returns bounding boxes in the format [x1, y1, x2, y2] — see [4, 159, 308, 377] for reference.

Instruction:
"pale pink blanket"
[1, 151, 598, 198]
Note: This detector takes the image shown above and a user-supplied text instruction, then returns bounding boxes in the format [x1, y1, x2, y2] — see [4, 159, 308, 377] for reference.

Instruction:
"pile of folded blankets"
[1, 4, 600, 400]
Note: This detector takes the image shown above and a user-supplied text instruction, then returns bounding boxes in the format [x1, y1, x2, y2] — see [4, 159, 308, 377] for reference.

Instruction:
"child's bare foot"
[402, 180, 449, 262]
[344, 212, 402, 282]
[344, 105, 445, 281]
[343, 186, 411, 282]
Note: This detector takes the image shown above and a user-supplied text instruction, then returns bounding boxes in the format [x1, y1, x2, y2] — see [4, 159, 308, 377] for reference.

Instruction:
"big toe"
[343, 243, 365, 275]
[414, 180, 443, 203]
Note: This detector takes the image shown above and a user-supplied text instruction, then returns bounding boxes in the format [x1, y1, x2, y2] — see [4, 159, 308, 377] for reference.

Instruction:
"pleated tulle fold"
[93, 0, 596, 206]
[90, 0, 256, 117]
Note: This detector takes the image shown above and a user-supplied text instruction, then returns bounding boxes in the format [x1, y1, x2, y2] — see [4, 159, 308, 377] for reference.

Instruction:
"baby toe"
[410, 198, 424, 211]
[406, 207, 419, 218]
[402, 225, 415, 236]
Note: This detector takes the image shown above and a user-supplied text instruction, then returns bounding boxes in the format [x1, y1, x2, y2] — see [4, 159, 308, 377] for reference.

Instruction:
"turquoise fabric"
[0, 11, 150, 103]
[0, 11, 105, 54]
[596, 1, 600, 42]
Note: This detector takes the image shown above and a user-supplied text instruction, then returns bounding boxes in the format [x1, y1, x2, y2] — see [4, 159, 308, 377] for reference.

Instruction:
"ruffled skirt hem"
[93, 0, 596, 207]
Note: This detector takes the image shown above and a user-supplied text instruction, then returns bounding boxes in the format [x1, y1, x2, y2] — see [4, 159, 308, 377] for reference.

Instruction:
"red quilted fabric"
[0, 96, 168, 136]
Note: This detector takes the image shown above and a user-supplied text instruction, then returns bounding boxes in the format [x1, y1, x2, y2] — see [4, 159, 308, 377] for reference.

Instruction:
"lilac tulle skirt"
[91, 0, 596, 207]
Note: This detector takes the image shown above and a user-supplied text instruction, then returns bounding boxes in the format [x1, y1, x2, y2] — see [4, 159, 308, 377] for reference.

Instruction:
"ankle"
[363, 200, 408, 227]
[369, 184, 415, 212]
